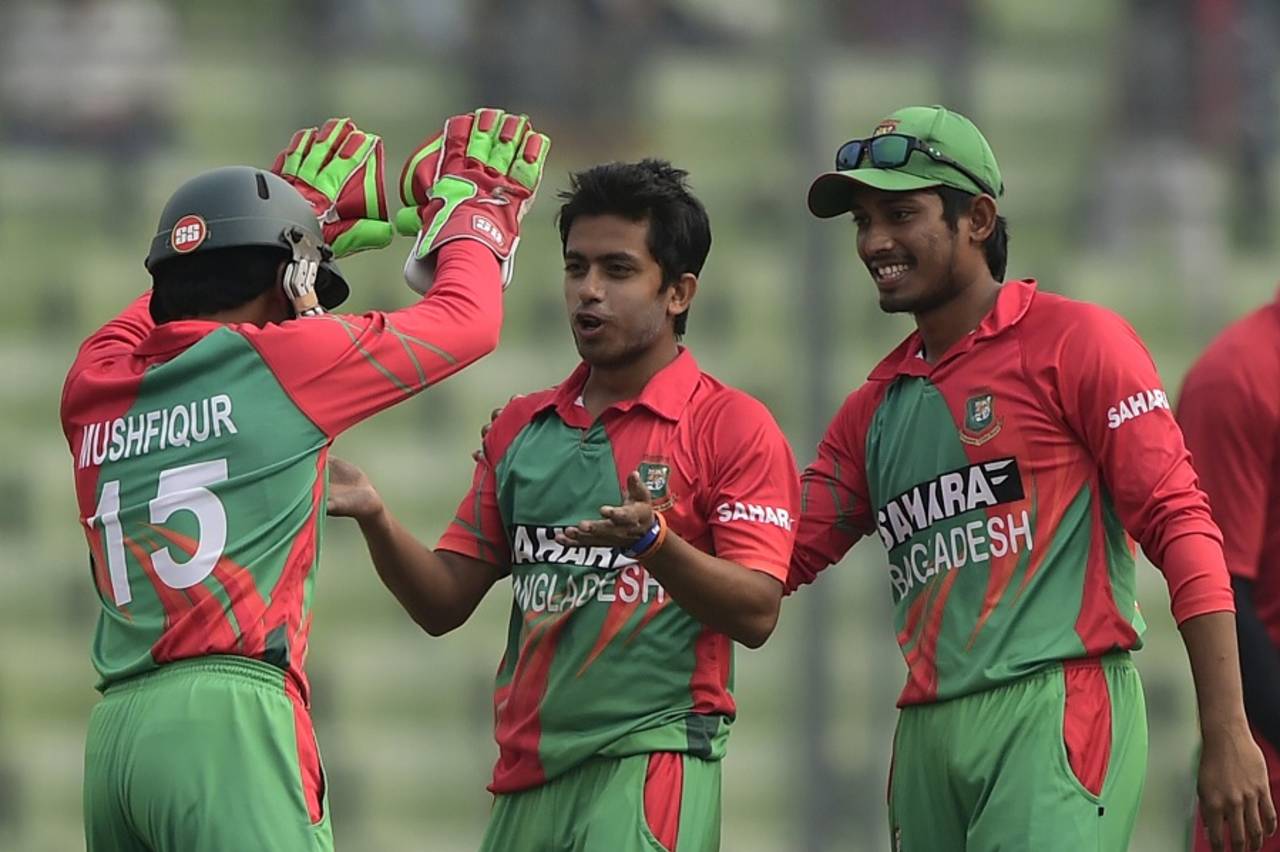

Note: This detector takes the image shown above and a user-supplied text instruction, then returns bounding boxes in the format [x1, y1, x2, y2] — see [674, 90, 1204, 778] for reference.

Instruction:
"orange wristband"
[634, 511, 668, 561]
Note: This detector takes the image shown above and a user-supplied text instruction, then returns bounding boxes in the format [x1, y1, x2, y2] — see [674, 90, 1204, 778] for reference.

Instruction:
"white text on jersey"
[1106, 388, 1170, 430]
[77, 394, 238, 469]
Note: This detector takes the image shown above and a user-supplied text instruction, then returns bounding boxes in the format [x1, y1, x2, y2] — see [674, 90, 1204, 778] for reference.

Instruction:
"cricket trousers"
[480, 752, 721, 852]
[888, 653, 1147, 851]
[83, 655, 332, 852]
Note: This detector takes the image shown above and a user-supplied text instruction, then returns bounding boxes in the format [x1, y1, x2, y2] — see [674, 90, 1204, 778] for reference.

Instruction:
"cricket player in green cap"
[790, 105, 1276, 851]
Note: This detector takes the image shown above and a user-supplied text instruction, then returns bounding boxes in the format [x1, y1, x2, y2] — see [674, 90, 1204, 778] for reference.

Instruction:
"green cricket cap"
[807, 105, 1003, 218]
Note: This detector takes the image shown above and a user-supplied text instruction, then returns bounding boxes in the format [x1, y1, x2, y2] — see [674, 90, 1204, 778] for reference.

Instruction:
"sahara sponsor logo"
[876, 457, 1024, 550]
[714, 501, 793, 531]
[877, 457, 1032, 601]
[77, 394, 239, 469]
[512, 524, 637, 571]
[1106, 388, 1170, 430]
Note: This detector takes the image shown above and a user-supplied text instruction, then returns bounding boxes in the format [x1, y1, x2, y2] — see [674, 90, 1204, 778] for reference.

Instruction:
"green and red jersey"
[790, 280, 1234, 706]
[1178, 292, 1280, 644]
[437, 349, 800, 793]
[61, 242, 502, 702]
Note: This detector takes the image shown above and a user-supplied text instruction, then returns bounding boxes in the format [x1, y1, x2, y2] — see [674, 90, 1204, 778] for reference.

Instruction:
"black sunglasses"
[835, 133, 998, 197]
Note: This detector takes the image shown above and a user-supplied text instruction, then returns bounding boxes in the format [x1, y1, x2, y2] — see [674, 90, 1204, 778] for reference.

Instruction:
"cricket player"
[61, 110, 549, 851]
[1179, 291, 1280, 852]
[789, 104, 1275, 851]
[326, 159, 801, 851]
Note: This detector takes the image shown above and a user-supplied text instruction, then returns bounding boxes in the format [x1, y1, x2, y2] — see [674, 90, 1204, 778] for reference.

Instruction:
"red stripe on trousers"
[644, 752, 683, 851]
[1062, 657, 1112, 797]
[286, 679, 325, 824]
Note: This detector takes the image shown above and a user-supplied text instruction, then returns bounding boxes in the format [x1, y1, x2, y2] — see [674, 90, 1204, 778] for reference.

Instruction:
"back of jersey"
[66, 314, 328, 695]
[64, 243, 505, 696]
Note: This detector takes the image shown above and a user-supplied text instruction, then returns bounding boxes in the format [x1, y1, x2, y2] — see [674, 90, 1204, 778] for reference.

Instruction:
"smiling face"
[563, 213, 692, 368]
[849, 186, 971, 315]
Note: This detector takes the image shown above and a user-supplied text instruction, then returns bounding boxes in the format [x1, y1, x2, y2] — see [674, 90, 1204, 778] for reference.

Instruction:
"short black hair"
[556, 159, 711, 337]
[934, 187, 1009, 281]
[148, 246, 287, 324]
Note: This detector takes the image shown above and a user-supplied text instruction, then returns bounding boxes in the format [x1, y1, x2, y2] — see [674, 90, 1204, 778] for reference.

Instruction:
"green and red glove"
[395, 108, 550, 291]
[272, 117, 394, 258]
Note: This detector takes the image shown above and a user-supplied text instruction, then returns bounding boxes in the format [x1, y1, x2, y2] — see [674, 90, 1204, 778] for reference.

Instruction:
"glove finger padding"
[397, 108, 551, 291]
[271, 117, 393, 258]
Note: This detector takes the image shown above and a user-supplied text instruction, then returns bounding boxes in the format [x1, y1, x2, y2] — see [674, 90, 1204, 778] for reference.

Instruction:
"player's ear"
[665, 272, 696, 322]
[966, 194, 998, 244]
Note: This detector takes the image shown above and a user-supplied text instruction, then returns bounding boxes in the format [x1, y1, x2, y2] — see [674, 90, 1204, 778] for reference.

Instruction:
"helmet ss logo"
[171, 215, 208, 253]
[472, 214, 504, 246]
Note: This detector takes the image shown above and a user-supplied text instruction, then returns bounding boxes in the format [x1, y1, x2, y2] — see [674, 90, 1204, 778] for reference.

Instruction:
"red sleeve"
[1177, 339, 1279, 582]
[239, 241, 502, 437]
[695, 392, 800, 583]
[435, 451, 510, 570]
[64, 292, 153, 383]
[788, 385, 879, 593]
[61, 292, 154, 436]
[1046, 303, 1233, 622]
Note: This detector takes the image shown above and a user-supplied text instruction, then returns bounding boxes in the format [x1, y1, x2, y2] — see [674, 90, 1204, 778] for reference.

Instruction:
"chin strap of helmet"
[281, 225, 331, 317]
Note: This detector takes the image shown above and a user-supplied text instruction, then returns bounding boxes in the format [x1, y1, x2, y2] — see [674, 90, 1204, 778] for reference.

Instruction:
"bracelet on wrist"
[625, 512, 668, 561]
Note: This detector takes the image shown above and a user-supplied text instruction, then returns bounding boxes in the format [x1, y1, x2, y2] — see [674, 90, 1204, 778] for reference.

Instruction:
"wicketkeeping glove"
[272, 117, 394, 258]
[394, 108, 550, 292]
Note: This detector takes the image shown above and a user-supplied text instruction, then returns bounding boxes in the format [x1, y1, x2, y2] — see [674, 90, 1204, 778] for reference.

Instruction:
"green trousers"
[889, 653, 1148, 851]
[83, 655, 332, 851]
[480, 752, 722, 852]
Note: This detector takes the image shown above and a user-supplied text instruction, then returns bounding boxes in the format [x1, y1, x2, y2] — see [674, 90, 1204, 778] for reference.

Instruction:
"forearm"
[354, 507, 480, 636]
[1234, 578, 1280, 752]
[641, 533, 782, 649]
[1181, 611, 1253, 738]
[400, 241, 503, 373]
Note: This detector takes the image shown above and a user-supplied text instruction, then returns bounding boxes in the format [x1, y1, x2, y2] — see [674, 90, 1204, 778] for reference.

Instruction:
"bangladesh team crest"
[637, 460, 675, 511]
[961, 390, 1002, 446]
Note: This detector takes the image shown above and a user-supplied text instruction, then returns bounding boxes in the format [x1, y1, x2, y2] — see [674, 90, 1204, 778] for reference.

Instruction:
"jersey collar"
[544, 347, 701, 426]
[868, 279, 1039, 380]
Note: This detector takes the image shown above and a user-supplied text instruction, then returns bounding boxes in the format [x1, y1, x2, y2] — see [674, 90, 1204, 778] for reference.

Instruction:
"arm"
[1052, 306, 1273, 849]
[248, 109, 551, 437]
[1052, 306, 1233, 626]
[561, 394, 800, 648]
[242, 240, 504, 436]
[62, 292, 155, 438]
[1234, 577, 1280, 753]
[561, 472, 784, 649]
[1181, 610, 1277, 851]
[638, 525, 782, 650]
[1179, 345, 1280, 754]
[328, 458, 501, 635]
[788, 387, 877, 592]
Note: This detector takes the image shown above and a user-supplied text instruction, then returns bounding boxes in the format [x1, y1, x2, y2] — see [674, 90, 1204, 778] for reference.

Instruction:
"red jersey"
[1178, 293, 1280, 643]
[438, 349, 800, 792]
[790, 280, 1233, 705]
[61, 242, 501, 699]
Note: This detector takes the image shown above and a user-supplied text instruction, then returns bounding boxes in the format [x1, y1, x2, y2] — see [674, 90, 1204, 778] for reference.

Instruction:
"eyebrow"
[563, 250, 641, 264]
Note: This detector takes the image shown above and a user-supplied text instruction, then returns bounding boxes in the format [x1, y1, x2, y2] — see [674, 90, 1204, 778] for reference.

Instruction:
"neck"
[196, 291, 282, 326]
[581, 339, 680, 419]
[914, 272, 1001, 364]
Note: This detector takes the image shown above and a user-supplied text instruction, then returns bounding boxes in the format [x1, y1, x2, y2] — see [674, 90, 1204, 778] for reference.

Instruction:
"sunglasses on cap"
[835, 133, 998, 198]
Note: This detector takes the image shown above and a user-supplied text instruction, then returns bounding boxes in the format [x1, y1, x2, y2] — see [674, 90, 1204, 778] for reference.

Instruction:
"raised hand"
[558, 472, 657, 550]
[273, 117, 394, 258]
[396, 108, 550, 291]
